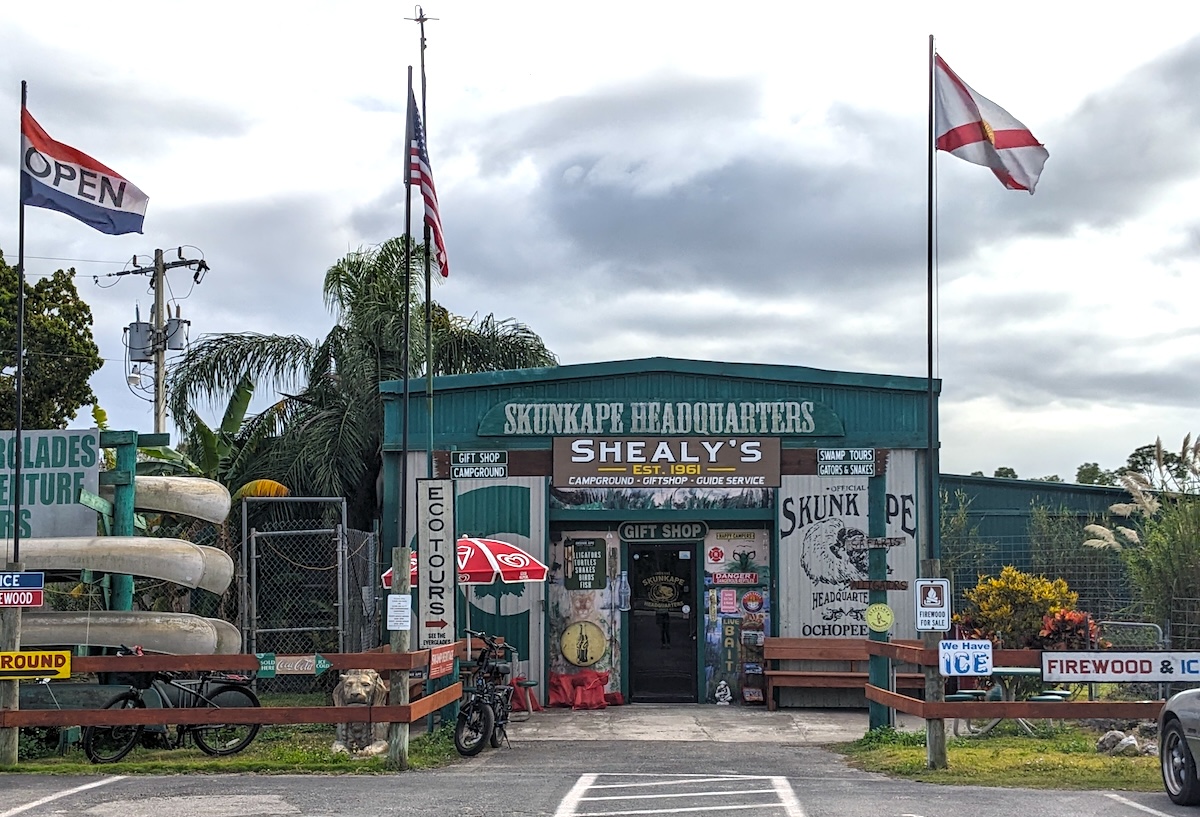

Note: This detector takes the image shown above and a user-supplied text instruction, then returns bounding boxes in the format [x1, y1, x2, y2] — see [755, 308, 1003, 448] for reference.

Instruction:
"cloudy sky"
[4, 1, 1200, 481]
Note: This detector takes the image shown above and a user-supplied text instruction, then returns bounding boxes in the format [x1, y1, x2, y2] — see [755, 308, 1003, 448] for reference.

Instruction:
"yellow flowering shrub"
[954, 565, 1078, 649]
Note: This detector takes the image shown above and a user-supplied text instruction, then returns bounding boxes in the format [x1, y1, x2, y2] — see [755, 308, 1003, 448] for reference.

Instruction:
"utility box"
[166, 316, 190, 350]
[127, 321, 154, 362]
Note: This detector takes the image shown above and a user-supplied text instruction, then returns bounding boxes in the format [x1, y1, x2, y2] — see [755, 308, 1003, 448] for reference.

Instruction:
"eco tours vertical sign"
[1, 429, 100, 541]
[417, 479, 456, 648]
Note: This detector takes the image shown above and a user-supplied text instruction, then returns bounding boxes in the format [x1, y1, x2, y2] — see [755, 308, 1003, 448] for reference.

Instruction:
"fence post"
[0, 561, 23, 765]
[922, 558, 947, 770]
[387, 545, 411, 770]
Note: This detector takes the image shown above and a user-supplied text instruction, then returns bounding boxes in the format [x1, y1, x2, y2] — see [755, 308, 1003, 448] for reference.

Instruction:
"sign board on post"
[938, 639, 993, 676]
[0, 650, 71, 679]
[450, 450, 508, 479]
[0, 571, 45, 607]
[0, 429, 100, 541]
[417, 478, 457, 648]
[915, 578, 951, 632]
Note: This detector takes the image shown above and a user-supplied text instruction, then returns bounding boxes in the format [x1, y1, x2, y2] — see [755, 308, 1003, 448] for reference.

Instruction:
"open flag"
[20, 108, 148, 235]
[934, 55, 1049, 194]
[407, 88, 449, 277]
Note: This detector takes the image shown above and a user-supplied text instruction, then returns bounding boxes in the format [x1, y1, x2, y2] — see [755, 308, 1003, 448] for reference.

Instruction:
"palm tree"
[166, 237, 557, 529]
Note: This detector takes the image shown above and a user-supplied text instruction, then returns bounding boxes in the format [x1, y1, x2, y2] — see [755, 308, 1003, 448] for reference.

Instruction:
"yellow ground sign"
[0, 650, 71, 679]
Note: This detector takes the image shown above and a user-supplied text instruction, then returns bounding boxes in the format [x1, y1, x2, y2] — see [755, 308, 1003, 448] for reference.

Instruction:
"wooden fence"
[864, 640, 1165, 721]
[0, 646, 464, 730]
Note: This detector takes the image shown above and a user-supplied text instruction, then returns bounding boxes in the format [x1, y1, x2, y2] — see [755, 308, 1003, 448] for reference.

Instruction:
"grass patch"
[835, 723, 1161, 790]
[4, 720, 459, 774]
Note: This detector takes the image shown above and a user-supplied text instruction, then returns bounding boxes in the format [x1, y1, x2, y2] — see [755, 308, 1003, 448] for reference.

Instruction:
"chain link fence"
[239, 497, 380, 694]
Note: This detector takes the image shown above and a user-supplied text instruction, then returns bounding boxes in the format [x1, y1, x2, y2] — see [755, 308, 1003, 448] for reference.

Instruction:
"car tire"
[1162, 718, 1200, 805]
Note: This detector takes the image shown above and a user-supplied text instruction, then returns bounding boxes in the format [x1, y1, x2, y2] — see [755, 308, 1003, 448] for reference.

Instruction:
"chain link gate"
[239, 497, 380, 693]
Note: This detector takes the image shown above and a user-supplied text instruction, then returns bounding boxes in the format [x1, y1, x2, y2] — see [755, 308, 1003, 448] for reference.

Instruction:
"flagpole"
[925, 35, 937, 567]
[401, 65, 415, 564]
[13, 81, 27, 566]
[415, 6, 436, 479]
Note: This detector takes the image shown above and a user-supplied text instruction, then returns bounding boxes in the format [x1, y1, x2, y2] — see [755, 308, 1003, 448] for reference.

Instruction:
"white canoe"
[21, 536, 234, 594]
[101, 476, 232, 524]
[20, 611, 242, 654]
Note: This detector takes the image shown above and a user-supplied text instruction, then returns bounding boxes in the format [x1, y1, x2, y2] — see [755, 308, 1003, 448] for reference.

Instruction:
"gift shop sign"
[1042, 652, 1200, 683]
[553, 437, 780, 488]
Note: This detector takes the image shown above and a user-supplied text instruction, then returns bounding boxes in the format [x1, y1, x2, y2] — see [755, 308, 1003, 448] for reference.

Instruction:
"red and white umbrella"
[381, 537, 548, 588]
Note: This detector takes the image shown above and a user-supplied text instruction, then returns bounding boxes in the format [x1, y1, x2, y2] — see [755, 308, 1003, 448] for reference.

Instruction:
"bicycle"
[81, 645, 262, 763]
[454, 630, 516, 756]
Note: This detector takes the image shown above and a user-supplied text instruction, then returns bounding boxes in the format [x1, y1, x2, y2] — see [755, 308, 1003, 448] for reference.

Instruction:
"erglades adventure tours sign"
[0, 429, 100, 541]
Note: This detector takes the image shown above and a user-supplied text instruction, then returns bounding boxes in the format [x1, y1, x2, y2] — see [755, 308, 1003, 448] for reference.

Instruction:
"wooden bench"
[764, 638, 926, 711]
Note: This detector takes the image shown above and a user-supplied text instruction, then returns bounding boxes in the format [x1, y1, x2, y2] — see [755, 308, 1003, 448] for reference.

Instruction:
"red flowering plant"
[1033, 609, 1110, 651]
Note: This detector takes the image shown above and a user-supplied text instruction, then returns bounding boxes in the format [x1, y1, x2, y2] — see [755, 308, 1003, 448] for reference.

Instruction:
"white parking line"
[1103, 792, 1175, 817]
[0, 776, 126, 817]
[554, 773, 805, 817]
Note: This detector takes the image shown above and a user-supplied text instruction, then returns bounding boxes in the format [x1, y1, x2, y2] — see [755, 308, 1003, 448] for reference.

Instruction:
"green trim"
[381, 356, 938, 396]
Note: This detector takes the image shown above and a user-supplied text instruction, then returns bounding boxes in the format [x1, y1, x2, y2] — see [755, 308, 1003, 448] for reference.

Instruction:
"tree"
[166, 238, 558, 529]
[0, 252, 103, 428]
[1076, 462, 1117, 486]
[1121, 442, 1186, 488]
[993, 467, 1018, 479]
[1036, 475, 1063, 482]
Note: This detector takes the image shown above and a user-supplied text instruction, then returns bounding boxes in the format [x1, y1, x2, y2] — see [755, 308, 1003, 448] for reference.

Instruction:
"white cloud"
[6, 1, 1200, 482]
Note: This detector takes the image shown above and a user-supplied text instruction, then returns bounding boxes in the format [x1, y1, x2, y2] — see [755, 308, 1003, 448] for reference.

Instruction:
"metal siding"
[453, 477, 547, 697]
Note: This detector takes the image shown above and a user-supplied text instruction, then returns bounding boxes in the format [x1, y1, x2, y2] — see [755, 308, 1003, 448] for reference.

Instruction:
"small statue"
[714, 680, 733, 705]
[331, 669, 390, 757]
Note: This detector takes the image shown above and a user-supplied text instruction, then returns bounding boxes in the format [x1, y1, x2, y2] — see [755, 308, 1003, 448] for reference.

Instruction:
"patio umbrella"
[380, 537, 549, 587]
[381, 537, 549, 655]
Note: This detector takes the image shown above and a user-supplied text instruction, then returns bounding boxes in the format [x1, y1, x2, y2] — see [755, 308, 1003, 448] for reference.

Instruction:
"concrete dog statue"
[331, 669, 390, 756]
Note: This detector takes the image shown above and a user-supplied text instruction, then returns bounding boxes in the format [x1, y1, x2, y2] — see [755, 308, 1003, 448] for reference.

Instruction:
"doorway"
[628, 544, 698, 702]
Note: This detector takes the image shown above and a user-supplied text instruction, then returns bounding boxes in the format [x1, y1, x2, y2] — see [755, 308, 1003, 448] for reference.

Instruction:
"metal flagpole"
[411, 6, 437, 477]
[924, 33, 948, 770]
[2, 78, 30, 768]
[925, 35, 938, 568]
[401, 66, 415, 566]
[12, 81, 27, 566]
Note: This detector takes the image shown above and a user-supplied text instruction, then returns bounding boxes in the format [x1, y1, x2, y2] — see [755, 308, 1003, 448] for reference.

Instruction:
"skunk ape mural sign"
[777, 450, 918, 638]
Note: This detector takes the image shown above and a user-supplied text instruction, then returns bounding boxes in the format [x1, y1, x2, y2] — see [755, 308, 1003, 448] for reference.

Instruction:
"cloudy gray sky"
[4, 1, 1200, 481]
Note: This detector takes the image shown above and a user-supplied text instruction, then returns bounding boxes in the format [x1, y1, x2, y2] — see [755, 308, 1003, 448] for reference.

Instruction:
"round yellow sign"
[866, 603, 894, 633]
[561, 620, 607, 667]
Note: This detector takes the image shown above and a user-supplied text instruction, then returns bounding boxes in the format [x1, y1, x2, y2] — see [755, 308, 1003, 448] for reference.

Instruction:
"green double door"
[628, 544, 698, 702]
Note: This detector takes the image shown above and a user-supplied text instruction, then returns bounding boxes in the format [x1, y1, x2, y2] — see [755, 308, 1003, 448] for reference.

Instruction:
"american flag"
[407, 88, 449, 277]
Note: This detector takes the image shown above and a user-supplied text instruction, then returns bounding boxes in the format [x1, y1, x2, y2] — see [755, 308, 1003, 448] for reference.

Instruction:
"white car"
[1161, 688, 1200, 805]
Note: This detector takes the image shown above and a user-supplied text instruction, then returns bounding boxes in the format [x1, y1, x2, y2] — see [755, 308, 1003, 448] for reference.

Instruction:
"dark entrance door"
[628, 544, 698, 702]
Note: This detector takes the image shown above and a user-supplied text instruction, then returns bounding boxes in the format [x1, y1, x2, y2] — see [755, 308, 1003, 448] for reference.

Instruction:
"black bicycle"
[82, 645, 262, 763]
[454, 630, 516, 756]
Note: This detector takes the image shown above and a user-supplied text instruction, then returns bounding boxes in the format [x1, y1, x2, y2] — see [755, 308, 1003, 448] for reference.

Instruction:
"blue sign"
[938, 639, 994, 676]
[0, 572, 44, 589]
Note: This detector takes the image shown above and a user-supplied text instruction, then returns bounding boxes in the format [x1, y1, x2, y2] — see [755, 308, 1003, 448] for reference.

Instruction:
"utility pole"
[153, 249, 167, 433]
[117, 248, 207, 433]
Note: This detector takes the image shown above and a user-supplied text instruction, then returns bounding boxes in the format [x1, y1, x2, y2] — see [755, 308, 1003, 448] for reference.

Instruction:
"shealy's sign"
[477, 398, 844, 437]
[553, 437, 781, 488]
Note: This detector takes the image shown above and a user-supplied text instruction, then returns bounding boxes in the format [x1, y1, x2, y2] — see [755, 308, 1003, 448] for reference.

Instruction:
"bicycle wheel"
[192, 684, 261, 756]
[489, 689, 511, 748]
[83, 691, 145, 763]
[454, 697, 494, 757]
